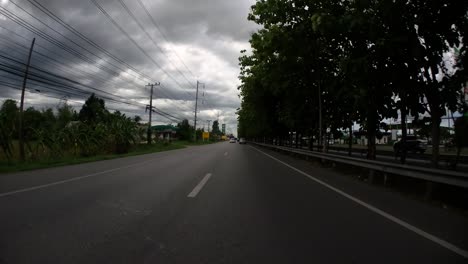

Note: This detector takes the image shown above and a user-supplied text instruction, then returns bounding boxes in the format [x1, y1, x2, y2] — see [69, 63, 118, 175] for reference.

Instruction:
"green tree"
[211, 120, 221, 135]
[42, 108, 57, 130]
[0, 99, 19, 159]
[133, 115, 142, 123]
[107, 111, 137, 154]
[0, 99, 19, 137]
[238, 0, 467, 166]
[23, 107, 42, 140]
[79, 93, 108, 123]
[57, 103, 76, 129]
[177, 119, 193, 141]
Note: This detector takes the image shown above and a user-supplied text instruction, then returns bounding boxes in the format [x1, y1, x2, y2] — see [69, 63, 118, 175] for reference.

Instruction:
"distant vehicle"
[229, 138, 236, 143]
[239, 138, 246, 144]
[393, 135, 427, 154]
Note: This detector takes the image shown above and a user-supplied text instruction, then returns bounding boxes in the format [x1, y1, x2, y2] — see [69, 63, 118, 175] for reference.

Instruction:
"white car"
[239, 138, 246, 144]
[229, 138, 236, 143]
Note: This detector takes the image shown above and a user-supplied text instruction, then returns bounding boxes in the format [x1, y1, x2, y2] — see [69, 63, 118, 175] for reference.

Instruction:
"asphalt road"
[0, 142, 467, 263]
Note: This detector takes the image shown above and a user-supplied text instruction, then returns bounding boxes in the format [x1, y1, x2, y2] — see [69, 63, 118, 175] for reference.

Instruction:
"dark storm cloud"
[0, 0, 258, 131]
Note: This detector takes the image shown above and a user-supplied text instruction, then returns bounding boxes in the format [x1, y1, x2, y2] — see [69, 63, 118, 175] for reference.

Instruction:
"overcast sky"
[0, 0, 258, 135]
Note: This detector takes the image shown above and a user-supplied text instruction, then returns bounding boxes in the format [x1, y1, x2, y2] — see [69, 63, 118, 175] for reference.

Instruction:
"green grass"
[0, 140, 220, 174]
[177, 140, 218, 146]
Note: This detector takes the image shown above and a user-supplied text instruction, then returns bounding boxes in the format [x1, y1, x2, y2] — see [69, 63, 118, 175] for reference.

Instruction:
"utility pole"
[146, 82, 160, 145]
[193, 80, 200, 141]
[207, 120, 212, 132]
[318, 77, 323, 152]
[18, 37, 35, 162]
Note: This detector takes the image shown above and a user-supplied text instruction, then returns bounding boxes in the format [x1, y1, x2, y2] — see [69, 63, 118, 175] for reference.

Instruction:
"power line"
[115, 0, 195, 89]
[0, 54, 141, 105]
[1, 2, 198, 107]
[0, 49, 192, 122]
[89, 0, 193, 97]
[1, 61, 188, 122]
[25, 0, 154, 83]
[0, 59, 142, 109]
[0, 30, 194, 111]
[135, 0, 197, 79]
[0, 2, 192, 122]
[0, 6, 131, 81]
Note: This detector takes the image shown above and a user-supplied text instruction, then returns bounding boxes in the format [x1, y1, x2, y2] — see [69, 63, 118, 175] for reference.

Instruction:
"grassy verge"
[0, 141, 200, 174]
[176, 140, 219, 146]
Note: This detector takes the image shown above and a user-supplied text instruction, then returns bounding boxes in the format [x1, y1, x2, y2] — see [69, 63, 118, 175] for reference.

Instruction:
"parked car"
[239, 138, 246, 144]
[229, 138, 236, 143]
[393, 135, 427, 154]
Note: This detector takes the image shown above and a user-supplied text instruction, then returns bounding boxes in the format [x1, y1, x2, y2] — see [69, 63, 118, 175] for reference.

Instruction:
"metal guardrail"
[251, 142, 468, 189]
[324, 145, 468, 163]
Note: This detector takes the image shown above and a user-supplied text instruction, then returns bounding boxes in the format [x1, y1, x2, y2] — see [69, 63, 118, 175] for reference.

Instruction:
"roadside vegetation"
[237, 0, 468, 167]
[0, 94, 218, 173]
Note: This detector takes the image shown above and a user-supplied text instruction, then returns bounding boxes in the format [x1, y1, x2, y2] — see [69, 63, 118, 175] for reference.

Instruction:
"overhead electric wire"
[27, 0, 155, 82]
[115, 0, 195, 89]
[25, 0, 199, 113]
[0, 53, 178, 115]
[7, 0, 134, 77]
[0, 59, 145, 110]
[5, 2, 196, 111]
[1, 2, 199, 110]
[0, 6, 152, 88]
[0, 54, 142, 105]
[0, 39, 116, 87]
[0, 2, 195, 122]
[135, 0, 197, 79]
[0, 69, 183, 123]
[0, 58, 187, 122]
[0, 83, 154, 122]
[0, 39, 154, 104]
[0, 33, 178, 109]
[0, 44, 194, 118]
[0, 8, 120, 78]
[89, 0, 195, 99]
[0, 24, 150, 92]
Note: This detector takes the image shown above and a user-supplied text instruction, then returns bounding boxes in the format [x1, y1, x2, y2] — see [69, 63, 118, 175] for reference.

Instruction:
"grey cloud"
[0, 0, 257, 131]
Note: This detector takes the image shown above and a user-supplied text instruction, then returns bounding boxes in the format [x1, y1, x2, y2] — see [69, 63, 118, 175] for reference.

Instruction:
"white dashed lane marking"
[187, 173, 212, 198]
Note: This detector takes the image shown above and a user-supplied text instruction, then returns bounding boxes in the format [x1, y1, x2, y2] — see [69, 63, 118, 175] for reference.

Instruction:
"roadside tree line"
[237, 0, 468, 166]
[177, 119, 225, 142]
[0, 94, 143, 162]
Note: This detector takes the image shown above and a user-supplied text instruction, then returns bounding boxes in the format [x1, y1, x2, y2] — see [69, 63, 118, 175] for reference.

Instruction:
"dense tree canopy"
[238, 0, 468, 165]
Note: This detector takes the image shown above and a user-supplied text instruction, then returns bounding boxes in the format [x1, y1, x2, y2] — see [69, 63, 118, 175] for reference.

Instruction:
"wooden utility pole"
[18, 38, 35, 162]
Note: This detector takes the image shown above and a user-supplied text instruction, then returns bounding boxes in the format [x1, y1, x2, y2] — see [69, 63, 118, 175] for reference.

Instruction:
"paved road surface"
[1, 142, 467, 263]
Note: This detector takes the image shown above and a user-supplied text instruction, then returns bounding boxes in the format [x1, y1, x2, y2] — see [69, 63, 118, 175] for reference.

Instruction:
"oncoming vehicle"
[239, 138, 246, 144]
[393, 135, 428, 154]
[229, 138, 236, 143]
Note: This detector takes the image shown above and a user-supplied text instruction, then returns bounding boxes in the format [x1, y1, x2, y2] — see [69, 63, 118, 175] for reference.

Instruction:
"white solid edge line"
[0, 160, 153, 198]
[250, 145, 468, 259]
[188, 173, 212, 198]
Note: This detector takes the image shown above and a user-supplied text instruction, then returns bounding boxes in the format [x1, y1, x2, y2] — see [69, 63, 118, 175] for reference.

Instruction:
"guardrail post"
[383, 173, 389, 186]
[424, 182, 434, 201]
[368, 169, 375, 184]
